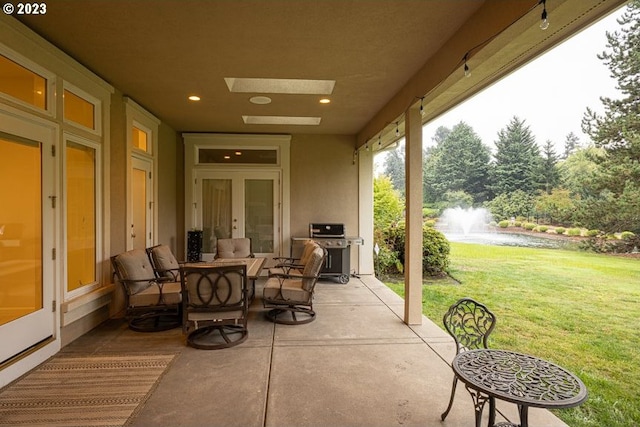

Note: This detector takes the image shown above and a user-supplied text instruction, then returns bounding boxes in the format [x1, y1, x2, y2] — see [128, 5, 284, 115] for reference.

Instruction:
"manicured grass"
[385, 242, 640, 427]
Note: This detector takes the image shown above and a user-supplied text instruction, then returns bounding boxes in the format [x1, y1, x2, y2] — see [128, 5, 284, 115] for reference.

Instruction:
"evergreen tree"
[423, 122, 491, 203]
[490, 116, 542, 196]
[562, 132, 581, 159]
[541, 139, 561, 194]
[580, 0, 640, 233]
[382, 142, 405, 194]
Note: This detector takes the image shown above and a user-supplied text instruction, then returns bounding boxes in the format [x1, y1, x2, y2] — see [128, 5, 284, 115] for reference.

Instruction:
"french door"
[130, 156, 153, 250]
[0, 131, 55, 364]
[195, 171, 280, 259]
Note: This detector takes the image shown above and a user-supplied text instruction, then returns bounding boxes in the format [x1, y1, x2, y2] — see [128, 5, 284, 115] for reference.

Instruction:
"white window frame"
[62, 132, 103, 300]
[132, 120, 153, 156]
[0, 43, 56, 116]
[62, 81, 102, 136]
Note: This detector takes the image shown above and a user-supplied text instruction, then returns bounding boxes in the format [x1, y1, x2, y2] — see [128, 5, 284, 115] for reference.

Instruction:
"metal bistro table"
[452, 349, 588, 427]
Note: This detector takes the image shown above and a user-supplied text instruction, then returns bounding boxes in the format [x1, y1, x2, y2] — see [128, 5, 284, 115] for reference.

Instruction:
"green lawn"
[384, 242, 640, 427]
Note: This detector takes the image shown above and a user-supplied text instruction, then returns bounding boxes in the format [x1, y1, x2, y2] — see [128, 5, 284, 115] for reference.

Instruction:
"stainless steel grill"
[308, 223, 363, 284]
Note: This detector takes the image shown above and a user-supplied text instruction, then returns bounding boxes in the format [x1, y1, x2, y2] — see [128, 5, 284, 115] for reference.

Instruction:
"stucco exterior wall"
[289, 134, 361, 271]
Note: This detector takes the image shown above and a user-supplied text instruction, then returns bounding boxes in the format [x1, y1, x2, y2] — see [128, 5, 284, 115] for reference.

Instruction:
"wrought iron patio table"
[452, 349, 588, 427]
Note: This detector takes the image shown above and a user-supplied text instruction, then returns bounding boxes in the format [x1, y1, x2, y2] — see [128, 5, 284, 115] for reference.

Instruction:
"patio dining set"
[111, 238, 327, 350]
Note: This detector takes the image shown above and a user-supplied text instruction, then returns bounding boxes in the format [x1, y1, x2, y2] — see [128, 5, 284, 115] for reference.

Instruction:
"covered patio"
[0, 0, 625, 402]
[41, 276, 566, 427]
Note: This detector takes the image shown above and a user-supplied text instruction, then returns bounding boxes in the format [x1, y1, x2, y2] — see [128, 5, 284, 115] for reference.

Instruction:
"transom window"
[0, 53, 47, 109]
[64, 89, 96, 130]
[197, 148, 278, 164]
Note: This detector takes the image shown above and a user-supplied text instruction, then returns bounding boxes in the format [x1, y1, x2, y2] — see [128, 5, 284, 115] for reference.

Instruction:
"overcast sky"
[416, 6, 626, 155]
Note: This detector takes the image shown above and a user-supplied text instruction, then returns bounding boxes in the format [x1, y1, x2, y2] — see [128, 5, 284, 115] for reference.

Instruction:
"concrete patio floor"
[58, 275, 569, 427]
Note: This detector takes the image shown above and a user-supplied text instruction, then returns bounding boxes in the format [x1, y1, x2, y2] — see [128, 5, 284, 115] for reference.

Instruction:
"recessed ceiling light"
[249, 96, 272, 105]
[188, 95, 201, 101]
[224, 155, 231, 159]
[242, 115, 321, 125]
[225, 78, 335, 95]
[319, 98, 331, 104]
[235, 151, 242, 156]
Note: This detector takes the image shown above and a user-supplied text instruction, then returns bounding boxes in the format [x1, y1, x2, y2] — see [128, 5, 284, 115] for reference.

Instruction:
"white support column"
[358, 148, 375, 275]
[404, 105, 423, 325]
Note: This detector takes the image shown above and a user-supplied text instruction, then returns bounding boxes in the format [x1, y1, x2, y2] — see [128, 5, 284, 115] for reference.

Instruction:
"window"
[197, 148, 278, 164]
[132, 123, 150, 153]
[0, 53, 47, 109]
[64, 89, 95, 130]
[65, 137, 99, 295]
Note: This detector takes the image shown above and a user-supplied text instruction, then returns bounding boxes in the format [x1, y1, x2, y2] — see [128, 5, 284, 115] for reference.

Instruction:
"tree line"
[380, 1, 640, 235]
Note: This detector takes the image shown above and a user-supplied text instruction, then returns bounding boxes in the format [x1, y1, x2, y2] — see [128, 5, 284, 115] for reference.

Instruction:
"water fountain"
[437, 207, 492, 235]
[436, 207, 567, 248]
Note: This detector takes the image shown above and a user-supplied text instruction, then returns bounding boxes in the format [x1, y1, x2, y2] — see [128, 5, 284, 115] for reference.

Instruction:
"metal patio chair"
[180, 264, 249, 350]
[263, 245, 326, 324]
[111, 248, 182, 332]
[215, 237, 254, 259]
[440, 297, 497, 421]
[147, 244, 183, 281]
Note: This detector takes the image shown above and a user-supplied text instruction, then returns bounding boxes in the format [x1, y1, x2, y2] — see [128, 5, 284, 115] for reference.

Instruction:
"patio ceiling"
[15, 0, 625, 147]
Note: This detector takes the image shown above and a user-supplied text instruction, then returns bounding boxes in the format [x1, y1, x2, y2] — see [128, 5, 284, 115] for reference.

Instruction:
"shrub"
[498, 220, 509, 228]
[514, 221, 522, 227]
[555, 227, 566, 235]
[568, 228, 582, 236]
[381, 221, 450, 277]
[422, 226, 450, 276]
[537, 226, 549, 233]
[586, 229, 600, 237]
[620, 231, 636, 241]
[424, 219, 436, 228]
[524, 223, 536, 230]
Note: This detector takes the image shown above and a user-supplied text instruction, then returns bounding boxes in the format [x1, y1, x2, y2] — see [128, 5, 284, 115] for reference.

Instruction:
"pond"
[443, 231, 575, 249]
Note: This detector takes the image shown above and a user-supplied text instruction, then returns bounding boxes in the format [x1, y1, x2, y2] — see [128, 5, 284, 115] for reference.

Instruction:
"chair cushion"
[217, 238, 252, 258]
[113, 249, 156, 294]
[150, 245, 180, 278]
[129, 281, 182, 307]
[301, 247, 324, 291]
[263, 277, 311, 303]
[299, 240, 317, 265]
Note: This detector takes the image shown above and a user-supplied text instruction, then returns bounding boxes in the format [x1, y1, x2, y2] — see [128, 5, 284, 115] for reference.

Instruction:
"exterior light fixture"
[463, 54, 471, 78]
[539, 0, 549, 30]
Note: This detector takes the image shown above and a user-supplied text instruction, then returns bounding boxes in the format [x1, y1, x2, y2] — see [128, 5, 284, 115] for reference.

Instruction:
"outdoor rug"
[0, 354, 175, 426]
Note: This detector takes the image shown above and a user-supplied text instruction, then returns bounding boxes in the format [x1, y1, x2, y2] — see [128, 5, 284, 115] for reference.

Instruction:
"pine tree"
[562, 132, 581, 159]
[382, 142, 405, 195]
[424, 122, 491, 203]
[580, 1, 640, 233]
[490, 116, 542, 196]
[541, 140, 561, 194]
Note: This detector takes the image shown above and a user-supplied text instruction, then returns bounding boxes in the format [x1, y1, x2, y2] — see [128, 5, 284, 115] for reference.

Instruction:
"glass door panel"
[0, 133, 52, 364]
[201, 179, 232, 253]
[196, 171, 279, 259]
[0, 137, 42, 326]
[245, 179, 274, 254]
[130, 157, 152, 250]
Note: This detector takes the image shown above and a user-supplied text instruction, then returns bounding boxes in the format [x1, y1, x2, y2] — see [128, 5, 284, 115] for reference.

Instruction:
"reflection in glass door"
[197, 171, 279, 258]
[245, 179, 274, 254]
[0, 135, 53, 363]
